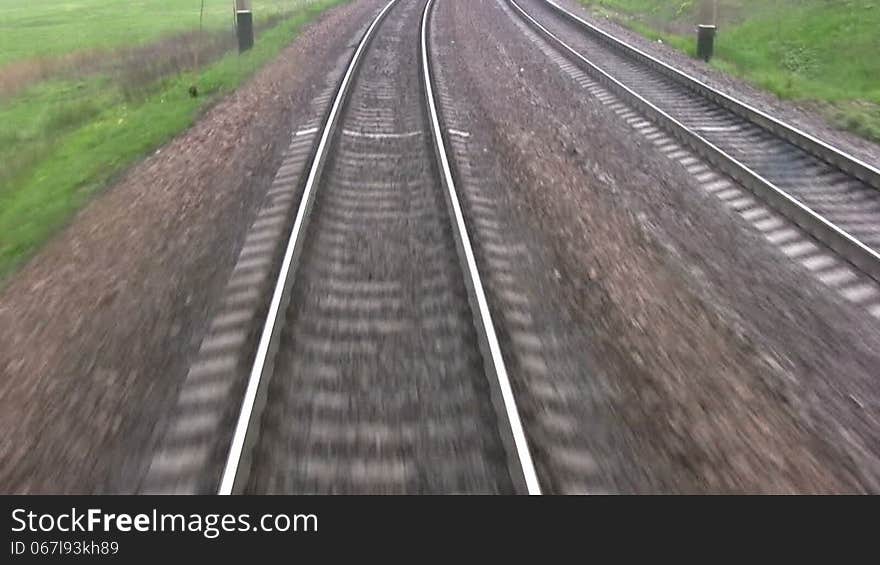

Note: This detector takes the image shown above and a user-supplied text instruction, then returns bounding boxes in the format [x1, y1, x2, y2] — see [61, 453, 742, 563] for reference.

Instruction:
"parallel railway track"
[218, 0, 540, 495]
[509, 0, 880, 284]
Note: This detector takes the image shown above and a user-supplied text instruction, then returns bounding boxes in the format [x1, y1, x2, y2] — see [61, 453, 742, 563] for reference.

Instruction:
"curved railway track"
[508, 0, 880, 287]
[144, 0, 880, 496]
[216, 0, 540, 495]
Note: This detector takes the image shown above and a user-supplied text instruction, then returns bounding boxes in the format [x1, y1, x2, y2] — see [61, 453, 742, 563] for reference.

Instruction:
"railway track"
[508, 0, 880, 289]
[213, 0, 540, 495]
[144, 0, 880, 496]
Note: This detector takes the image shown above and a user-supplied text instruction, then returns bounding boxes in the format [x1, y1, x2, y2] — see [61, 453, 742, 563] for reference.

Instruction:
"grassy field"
[581, 0, 880, 142]
[0, 0, 345, 280]
[0, 0, 303, 66]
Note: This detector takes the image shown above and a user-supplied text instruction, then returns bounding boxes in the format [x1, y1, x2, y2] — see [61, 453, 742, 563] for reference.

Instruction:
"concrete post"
[696, 0, 717, 62]
[696, 24, 717, 62]
[234, 0, 254, 53]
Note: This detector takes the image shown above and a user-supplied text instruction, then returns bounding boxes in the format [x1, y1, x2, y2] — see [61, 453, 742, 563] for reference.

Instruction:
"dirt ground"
[0, 0, 382, 494]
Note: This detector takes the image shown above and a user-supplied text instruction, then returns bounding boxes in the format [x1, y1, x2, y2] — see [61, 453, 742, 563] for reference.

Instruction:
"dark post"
[235, 0, 254, 53]
[696, 24, 716, 62]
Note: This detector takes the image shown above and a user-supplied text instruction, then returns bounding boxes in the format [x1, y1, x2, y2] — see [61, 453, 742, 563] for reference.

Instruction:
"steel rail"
[421, 0, 542, 495]
[218, 0, 402, 495]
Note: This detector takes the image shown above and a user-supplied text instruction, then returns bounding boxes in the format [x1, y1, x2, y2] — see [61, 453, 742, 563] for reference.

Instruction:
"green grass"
[581, 0, 880, 141]
[593, 0, 697, 19]
[0, 0, 346, 280]
[0, 0, 305, 67]
[623, 18, 696, 56]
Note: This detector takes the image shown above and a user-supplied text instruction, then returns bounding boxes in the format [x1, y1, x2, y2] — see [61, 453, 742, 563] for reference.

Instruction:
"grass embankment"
[0, 0, 307, 67]
[0, 0, 346, 280]
[581, 0, 880, 142]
